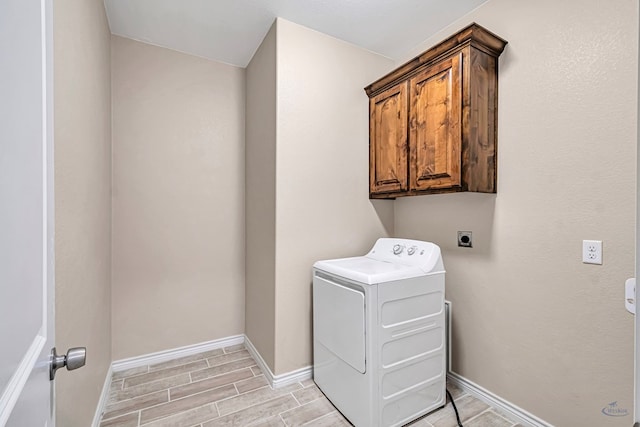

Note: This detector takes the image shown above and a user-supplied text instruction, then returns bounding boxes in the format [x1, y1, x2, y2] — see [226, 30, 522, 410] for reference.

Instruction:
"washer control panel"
[367, 238, 437, 268]
[388, 243, 424, 257]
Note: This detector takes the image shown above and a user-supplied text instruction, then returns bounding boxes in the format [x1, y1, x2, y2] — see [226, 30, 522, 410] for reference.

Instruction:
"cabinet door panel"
[409, 53, 462, 191]
[370, 83, 408, 195]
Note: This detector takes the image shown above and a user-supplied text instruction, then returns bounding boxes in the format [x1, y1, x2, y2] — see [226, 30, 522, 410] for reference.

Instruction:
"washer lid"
[313, 238, 444, 284]
[313, 256, 425, 284]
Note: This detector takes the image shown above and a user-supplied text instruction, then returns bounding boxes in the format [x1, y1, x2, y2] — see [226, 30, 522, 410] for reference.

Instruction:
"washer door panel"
[313, 275, 366, 373]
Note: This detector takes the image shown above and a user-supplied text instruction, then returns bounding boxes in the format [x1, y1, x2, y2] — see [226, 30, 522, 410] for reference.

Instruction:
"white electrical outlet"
[582, 240, 602, 265]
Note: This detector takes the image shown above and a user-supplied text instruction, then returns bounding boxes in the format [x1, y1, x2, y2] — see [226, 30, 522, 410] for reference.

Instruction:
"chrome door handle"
[49, 347, 86, 380]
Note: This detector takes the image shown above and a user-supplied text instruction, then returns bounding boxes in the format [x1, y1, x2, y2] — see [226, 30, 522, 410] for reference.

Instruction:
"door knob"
[49, 347, 86, 380]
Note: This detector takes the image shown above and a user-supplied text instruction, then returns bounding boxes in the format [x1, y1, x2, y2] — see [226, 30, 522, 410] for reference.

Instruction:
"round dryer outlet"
[457, 231, 472, 248]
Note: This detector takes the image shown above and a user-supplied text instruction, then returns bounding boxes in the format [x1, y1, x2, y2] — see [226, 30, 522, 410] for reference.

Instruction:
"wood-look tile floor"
[99, 344, 521, 427]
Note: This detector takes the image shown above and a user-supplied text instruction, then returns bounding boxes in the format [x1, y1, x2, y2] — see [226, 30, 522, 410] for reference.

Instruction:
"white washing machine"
[313, 238, 445, 427]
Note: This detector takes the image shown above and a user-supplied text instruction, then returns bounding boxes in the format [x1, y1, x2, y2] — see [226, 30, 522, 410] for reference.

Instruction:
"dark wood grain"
[409, 53, 462, 192]
[366, 23, 506, 198]
[369, 82, 409, 196]
[463, 48, 498, 193]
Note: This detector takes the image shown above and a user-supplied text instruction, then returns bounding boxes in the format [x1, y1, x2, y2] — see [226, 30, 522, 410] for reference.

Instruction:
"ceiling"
[104, 0, 488, 68]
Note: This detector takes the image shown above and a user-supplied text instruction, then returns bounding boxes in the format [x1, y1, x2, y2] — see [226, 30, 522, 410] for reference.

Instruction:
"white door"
[0, 0, 55, 425]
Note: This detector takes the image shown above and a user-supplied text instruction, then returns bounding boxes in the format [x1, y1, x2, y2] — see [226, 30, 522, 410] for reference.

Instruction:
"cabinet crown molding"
[365, 22, 507, 97]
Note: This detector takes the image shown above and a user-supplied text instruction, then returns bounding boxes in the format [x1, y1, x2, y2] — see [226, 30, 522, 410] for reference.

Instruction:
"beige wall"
[245, 23, 278, 370]
[273, 19, 395, 374]
[394, 0, 637, 425]
[111, 36, 245, 359]
[54, 0, 112, 425]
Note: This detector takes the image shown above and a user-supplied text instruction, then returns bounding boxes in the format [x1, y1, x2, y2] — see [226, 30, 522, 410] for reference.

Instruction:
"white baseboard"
[244, 336, 312, 389]
[272, 365, 313, 389]
[91, 335, 244, 427]
[93, 334, 311, 425]
[93, 335, 244, 426]
[91, 364, 113, 427]
[239, 336, 270, 382]
[447, 371, 552, 427]
[111, 335, 245, 372]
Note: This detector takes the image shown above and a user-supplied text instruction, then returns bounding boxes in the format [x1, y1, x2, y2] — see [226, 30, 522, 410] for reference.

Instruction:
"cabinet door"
[409, 53, 462, 191]
[369, 82, 408, 195]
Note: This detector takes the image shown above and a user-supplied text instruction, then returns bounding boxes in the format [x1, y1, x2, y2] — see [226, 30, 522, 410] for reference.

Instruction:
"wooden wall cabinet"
[365, 23, 507, 199]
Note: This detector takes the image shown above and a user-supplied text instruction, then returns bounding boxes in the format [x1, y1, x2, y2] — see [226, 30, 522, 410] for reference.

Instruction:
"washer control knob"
[393, 244, 404, 255]
[407, 246, 417, 255]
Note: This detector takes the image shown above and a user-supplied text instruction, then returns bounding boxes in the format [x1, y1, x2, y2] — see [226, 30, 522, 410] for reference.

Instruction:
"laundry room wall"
[245, 22, 278, 371]
[111, 36, 246, 360]
[54, 0, 112, 425]
[393, 0, 637, 425]
[273, 18, 395, 374]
